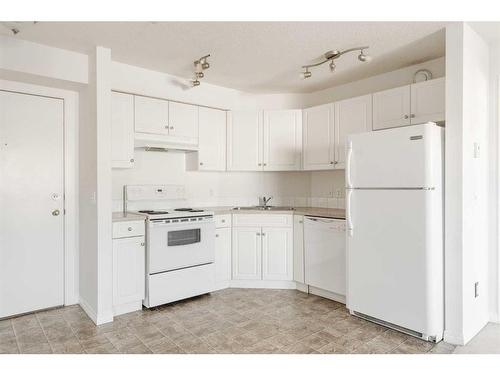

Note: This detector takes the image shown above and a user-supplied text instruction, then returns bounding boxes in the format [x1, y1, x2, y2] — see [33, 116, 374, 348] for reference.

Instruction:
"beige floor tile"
[84, 342, 119, 354]
[147, 337, 184, 354]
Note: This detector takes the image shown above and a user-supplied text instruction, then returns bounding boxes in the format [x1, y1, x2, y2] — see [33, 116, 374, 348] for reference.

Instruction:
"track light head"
[329, 60, 336, 72]
[358, 50, 372, 62]
[196, 71, 204, 79]
[301, 69, 312, 79]
[192, 79, 201, 87]
[201, 61, 210, 70]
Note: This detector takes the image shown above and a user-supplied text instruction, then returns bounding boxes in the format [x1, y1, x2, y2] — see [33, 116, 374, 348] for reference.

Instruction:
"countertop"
[112, 212, 146, 222]
[201, 206, 346, 220]
[112, 207, 345, 222]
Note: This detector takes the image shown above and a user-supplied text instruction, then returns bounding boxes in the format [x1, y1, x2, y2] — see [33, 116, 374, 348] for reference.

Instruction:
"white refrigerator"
[346, 122, 444, 342]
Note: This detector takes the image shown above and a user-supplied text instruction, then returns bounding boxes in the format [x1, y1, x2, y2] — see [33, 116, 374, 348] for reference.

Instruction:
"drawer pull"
[127, 227, 133, 231]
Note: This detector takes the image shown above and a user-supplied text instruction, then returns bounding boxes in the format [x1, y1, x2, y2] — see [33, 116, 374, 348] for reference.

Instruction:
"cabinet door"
[227, 111, 263, 171]
[293, 215, 305, 283]
[215, 227, 232, 289]
[335, 94, 372, 169]
[263, 110, 302, 171]
[112, 237, 145, 307]
[262, 227, 293, 281]
[302, 103, 335, 170]
[198, 107, 226, 171]
[111, 92, 135, 168]
[232, 227, 262, 280]
[134, 95, 169, 135]
[372, 85, 411, 130]
[168, 101, 199, 143]
[410, 77, 445, 124]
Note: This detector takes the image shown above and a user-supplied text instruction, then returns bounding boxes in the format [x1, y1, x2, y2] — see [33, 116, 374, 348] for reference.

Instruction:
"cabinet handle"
[299, 220, 303, 224]
[262, 232, 266, 236]
[141, 242, 145, 246]
[215, 234, 219, 238]
[404, 115, 409, 119]
[128, 227, 133, 231]
[199, 162, 204, 166]
[130, 158, 134, 163]
[170, 126, 174, 130]
[330, 161, 334, 165]
[263, 163, 267, 166]
[258, 163, 262, 166]
[221, 219, 225, 223]
[410, 114, 416, 118]
[256, 232, 261, 236]
[164, 125, 169, 129]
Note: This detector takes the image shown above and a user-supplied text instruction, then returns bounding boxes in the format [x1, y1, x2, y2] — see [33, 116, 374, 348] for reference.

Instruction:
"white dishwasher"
[304, 216, 346, 295]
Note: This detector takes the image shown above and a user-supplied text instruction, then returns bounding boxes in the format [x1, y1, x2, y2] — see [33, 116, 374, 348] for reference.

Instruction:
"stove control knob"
[52, 209, 60, 216]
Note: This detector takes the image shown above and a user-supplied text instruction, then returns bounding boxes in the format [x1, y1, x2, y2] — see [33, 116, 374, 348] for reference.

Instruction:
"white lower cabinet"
[215, 227, 232, 289]
[112, 221, 146, 316]
[232, 214, 293, 282]
[262, 227, 293, 281]
[232, 226, 262, 280]
[293, 215, 305, 283]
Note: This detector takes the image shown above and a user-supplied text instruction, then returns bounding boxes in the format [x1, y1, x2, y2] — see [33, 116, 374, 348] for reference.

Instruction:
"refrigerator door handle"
[346, 189, 353, 237]
[346, 141, 353, 188]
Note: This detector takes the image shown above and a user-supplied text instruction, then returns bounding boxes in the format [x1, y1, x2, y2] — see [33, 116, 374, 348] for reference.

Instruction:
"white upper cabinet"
[111, 92, 135, 168]
[168, 101, 199, 143]
[302, 103, 335, 170]
[410, 77, 445, 124]
[373, 78, 445, 131]
[134, 95, 169, 135]
[334, 94, 372, 168]
[263, 110, 302, 171]
[227, 110, 263, 171]
[187, 107, 226, 171]
[372, 85, 411, 131]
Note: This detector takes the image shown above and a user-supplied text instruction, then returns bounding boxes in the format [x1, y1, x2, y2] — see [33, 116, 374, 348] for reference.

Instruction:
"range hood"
[134, 132, 198, 152]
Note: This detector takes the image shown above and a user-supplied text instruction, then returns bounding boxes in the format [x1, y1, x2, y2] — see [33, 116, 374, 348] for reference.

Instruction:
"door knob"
[52, 209, 60, 216]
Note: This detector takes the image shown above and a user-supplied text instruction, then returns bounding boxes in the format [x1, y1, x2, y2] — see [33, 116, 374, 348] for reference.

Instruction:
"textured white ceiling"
[5, 22, 447, 93]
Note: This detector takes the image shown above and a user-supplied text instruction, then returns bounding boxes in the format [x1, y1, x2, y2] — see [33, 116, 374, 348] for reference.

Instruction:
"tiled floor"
[0, 288, 455, 354]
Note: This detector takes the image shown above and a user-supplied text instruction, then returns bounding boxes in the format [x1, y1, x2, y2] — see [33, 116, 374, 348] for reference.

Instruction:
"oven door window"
[167, 228, 201, 246]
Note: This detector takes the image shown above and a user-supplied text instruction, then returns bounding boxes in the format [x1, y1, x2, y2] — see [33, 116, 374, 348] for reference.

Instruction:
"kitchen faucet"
[259, 196, 273, 207]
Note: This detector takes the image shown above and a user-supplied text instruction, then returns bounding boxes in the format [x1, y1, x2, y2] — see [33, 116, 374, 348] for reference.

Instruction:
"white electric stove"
[124, 185, 216, 308]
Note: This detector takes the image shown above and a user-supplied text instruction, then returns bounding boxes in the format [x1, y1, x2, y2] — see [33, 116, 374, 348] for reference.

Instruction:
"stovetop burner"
[174, 208, 204, 213]
[138, 210, 170, 215]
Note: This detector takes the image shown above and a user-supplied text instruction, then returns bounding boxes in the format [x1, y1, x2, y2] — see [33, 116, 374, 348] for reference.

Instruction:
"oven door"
[148, 218, 215, 274]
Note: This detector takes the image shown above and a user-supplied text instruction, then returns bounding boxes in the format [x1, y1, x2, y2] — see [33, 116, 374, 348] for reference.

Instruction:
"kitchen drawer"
[113, 220, 145, 239]
[233, 214, 292, 227]
[215, 214, 232, 228]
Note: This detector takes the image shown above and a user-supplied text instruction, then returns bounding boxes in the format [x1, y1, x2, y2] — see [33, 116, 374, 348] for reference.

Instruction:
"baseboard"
[79, 297, 113, 325]
[444, 330, 465, 345]
[229, 280, 297, 289]
[79, 297, 97, 323]
[308, 286, 346, 304]
[113, 301, 142, 317]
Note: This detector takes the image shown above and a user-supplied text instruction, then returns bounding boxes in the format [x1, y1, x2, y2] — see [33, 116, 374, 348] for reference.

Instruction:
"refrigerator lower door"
[346, 189, 443, 340]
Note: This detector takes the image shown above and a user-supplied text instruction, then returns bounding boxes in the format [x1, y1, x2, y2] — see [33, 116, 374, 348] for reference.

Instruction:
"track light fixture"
[301, 46, 371, 79]
[192, 54, 211, 87]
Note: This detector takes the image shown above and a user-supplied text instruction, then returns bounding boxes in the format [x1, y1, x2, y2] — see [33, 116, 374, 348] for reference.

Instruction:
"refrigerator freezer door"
[346, 123, 443, 189]
[346, 189, 443, 338]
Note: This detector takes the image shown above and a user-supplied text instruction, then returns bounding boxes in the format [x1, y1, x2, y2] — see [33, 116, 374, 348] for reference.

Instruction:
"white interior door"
[0, 90, 65, 318]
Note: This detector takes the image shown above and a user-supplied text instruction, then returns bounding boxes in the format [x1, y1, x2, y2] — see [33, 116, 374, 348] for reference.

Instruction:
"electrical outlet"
[474, 282, 479, 298]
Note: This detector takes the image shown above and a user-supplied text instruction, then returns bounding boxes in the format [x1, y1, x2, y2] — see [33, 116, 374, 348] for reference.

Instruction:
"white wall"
[445, 23, 491, 345]
[303, 57, 445, 107]
[0, 35, 88, 84]
[488, 42, 500, 323]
